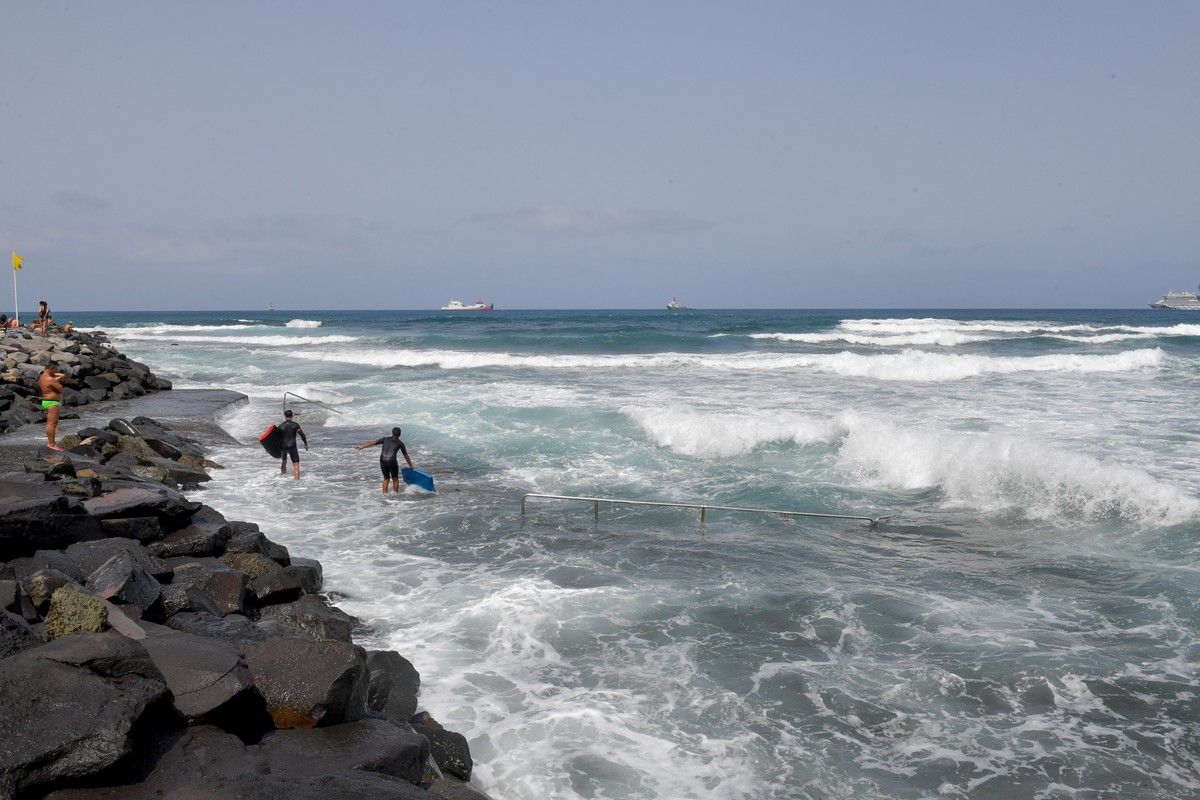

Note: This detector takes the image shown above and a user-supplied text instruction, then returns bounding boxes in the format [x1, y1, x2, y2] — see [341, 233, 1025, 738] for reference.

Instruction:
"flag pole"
[11, 255, 17, 326]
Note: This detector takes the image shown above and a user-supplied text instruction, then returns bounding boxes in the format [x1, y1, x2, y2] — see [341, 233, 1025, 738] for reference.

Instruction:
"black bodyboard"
[258, 424, 283, 458]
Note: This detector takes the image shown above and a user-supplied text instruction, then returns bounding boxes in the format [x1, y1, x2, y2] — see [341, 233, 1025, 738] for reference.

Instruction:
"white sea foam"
[1047, 332, 1157, 343]
[838, 317, 1200, 337]
[111, 332, 358, 346]
[285, 318, 323, 328]
[284, 346, 1166, 381]
[834, 412, 1200, 526]
[625, 407, 844, 457]
[745, 331, 996, 346]
[717, 319, 1200, 347]
[378, 574, 768, 800]
[83, 323, 262, 334]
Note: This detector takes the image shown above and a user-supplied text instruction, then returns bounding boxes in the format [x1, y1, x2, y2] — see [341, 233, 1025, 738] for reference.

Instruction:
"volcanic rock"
[429, 778, 495, 800]
[141, 628, 257, 721]
[66, 538, 172, 582]
[159, 583, 221, 618]
[413, 724, 473, 780]
[219, 552, 280, 579]
[1, 610, 41, 658]
[257, 718, 429, 783]
[0, 632, 169, 798]
[244, 636, 369, 729]
[24, 567, 77, 612]
[170, 561, 249, 616]
[367, 650, 421, 723]
[99, 516, 163, 543]
[0, 478, 102, 559]
[258, 594, 356, 642]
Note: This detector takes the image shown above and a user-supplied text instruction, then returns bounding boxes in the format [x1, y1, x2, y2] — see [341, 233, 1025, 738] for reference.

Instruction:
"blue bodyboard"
[401, 467, 436, 492]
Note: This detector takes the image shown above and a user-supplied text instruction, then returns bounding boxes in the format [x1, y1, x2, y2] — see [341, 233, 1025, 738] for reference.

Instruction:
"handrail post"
[593, 500, 599, 521]
[700, 506, 706, 523]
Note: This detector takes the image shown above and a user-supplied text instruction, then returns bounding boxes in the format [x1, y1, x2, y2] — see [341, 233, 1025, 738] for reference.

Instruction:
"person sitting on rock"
[277, 409, 307, 480]
[354, 426, 415, 494]
[38, 362, 66, 451]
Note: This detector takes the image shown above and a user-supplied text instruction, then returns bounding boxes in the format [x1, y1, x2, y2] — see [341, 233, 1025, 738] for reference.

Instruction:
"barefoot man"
[277, 409, 308, 480]
[38, 362, 66, 451]
[355, 427, 415, 494]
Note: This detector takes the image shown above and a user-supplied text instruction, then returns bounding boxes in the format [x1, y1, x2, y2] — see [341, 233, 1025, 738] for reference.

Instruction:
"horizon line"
[32, 306, 1165, 314]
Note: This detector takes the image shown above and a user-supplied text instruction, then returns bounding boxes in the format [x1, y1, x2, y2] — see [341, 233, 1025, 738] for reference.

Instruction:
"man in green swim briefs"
[38, 362, 66, 451]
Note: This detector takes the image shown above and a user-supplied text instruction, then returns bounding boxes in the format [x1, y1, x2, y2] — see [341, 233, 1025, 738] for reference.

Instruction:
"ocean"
[68, 308, 1199, 799]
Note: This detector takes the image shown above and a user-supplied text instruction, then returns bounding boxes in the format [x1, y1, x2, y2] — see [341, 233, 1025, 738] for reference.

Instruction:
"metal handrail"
[282, 391, 343, 415]
[520, 492, 883, 526]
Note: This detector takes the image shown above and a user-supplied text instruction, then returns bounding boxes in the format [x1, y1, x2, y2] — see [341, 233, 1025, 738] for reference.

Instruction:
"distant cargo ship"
[1150, 287, 1200, 310]
[441, 299, 494, 311]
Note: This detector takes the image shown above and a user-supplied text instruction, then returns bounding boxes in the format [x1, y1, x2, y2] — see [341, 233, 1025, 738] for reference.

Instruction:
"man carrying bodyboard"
[355, 426, 418, 494]
[276, 409, 307, 479]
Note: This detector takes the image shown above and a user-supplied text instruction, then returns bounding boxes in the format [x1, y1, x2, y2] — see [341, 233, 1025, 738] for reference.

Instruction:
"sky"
[1, 1, 1198, 310]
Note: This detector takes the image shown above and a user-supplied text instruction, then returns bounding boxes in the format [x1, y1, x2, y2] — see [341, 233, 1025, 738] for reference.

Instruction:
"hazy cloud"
[476, 205, 712, 236]
[54, 191, 111, 213]
[10, 212, 379, 268]
[877, 228, 996, 260]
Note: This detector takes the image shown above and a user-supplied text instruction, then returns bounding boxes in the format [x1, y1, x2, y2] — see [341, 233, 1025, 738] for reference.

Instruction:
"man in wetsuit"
[38, 362, 66, 451]
[355, 426, 415, 494]
[278, 409, 308, 479]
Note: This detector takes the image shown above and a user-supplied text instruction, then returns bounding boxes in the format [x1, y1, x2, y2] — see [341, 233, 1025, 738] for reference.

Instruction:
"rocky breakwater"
[0, 416, 486, 800]
[0, 329, 171, 436]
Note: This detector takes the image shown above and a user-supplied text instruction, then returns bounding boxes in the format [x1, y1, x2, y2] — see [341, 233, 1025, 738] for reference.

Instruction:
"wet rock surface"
[0, 632, 169, 798]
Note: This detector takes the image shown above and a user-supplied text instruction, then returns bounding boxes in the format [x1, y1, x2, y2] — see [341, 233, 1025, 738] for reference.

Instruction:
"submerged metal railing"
[282, 391, 343, 415]
[520, 493, 883, 526]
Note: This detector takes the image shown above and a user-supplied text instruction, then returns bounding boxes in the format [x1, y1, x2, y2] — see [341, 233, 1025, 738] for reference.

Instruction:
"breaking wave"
[838, 317, 1200, 337]
[88, 323, 261, 334]
[743, 331, 995, 347]
[715, 320, 1200, 348]
[834, 412, 1200, 526]
[285, 319, 323, 328]
[627, 408, 1200, 526]
[624, 408, 844, 457]
[284, 347, 1166, 381]
[111, 332, 359, 346]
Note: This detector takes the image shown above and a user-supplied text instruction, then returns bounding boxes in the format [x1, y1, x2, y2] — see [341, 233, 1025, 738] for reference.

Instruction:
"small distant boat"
[267, 303, 275, 312]
[666, 297, 688, 311]
[441, 299, 494, 311]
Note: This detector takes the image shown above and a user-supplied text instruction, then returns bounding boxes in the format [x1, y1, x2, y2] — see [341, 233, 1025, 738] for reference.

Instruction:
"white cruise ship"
[440, 299, 494, 311]
[1150, 287, 1200, 310]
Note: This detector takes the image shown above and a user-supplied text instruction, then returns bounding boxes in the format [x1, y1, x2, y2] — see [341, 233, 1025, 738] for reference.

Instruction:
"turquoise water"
[70, 309, 1200, 799]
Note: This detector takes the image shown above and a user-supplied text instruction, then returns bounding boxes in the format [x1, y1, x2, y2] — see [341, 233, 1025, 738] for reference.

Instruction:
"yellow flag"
[11, 252, 21, 271]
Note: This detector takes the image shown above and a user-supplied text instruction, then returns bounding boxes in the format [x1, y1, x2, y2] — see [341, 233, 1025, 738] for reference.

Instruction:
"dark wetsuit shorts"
[283, 444, 300, 463]
[381, 459, 400, 480]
